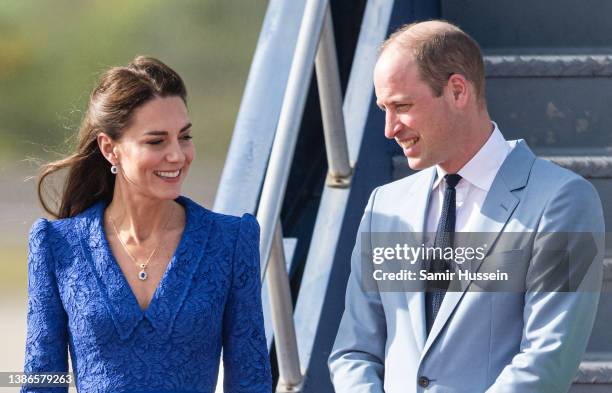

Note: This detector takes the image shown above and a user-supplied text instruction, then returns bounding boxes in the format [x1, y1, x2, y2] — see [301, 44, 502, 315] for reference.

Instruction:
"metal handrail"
[267, 224, 302, 390]
[213, 0, 307, 216]
[315, 6, 352, 187]
[293, 0, 396, 380]
[215, 0, 392, 389]
[257, 0, 329, 279]
[256, 0, 330, 390]
[255, 0, 353, 391]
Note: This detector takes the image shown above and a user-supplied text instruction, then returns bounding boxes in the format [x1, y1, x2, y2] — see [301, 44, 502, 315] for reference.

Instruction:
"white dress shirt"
[425, 122, 512, 235]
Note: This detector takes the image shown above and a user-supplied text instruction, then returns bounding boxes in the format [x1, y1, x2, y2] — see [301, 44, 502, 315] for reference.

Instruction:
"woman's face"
[106, 95, 195, 202]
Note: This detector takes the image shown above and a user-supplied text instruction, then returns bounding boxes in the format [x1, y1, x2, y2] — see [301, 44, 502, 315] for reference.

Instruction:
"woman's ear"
[97, 133, 117, 165]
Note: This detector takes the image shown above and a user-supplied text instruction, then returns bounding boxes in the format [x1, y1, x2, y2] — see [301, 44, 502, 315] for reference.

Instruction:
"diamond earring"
[110, 165, 118, 174]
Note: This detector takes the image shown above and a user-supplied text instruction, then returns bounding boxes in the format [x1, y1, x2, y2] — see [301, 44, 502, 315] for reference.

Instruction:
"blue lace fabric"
[22, 196, 272, 393]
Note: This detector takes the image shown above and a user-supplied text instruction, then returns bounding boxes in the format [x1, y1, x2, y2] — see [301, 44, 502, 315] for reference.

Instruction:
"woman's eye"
[146, 134, 192, 145]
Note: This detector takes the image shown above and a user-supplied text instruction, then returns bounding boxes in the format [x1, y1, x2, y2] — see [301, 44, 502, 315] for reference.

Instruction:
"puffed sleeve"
[222, 214, 272, 392]
[22, 219, 69, 393]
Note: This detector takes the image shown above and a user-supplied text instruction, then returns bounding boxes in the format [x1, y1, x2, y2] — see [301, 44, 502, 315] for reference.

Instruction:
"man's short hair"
[381, 20, 486, 103]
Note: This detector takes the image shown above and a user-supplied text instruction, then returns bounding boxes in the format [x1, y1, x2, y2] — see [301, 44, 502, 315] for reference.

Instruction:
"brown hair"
[37, 56, 187, 219]
[381, 20, 486, 104]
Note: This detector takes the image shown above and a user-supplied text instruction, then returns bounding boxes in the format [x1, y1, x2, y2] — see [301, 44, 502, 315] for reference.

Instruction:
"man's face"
[374, 48, 458, 171]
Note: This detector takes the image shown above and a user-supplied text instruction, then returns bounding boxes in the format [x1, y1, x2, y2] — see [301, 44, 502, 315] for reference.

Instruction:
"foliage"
[0, 0, 268, 162]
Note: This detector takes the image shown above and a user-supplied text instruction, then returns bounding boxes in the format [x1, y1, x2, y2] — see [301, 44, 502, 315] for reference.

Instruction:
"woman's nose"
[166, 140, 185, 163]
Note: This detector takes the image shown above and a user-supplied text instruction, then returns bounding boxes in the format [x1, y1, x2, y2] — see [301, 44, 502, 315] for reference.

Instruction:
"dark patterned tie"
[425, 173, 462, 334]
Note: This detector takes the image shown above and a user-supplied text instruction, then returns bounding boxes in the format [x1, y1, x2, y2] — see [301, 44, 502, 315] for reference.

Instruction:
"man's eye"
[396, 104, 411, 112]
[147, 140, 163, 145]
[181, 135, 193, 141]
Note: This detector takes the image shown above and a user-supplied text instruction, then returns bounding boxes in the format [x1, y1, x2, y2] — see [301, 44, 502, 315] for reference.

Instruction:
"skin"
[373, 23, 493, 174]
[97, 95, 195, 309]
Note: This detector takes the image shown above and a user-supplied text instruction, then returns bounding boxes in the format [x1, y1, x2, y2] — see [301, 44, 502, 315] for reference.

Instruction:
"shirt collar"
[433, 121, 511, 191]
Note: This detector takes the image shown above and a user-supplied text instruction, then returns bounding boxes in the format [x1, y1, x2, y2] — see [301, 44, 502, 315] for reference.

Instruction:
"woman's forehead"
[124, 96, 190, 136]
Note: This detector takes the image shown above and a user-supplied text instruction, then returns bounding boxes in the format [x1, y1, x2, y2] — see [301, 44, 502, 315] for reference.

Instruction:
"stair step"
[540, 156, 612, 179]
[575, 352, 612, 384]
[604, 259, 612, 282]
[482, 52, 612, 149]
[485, 54, 612, 77]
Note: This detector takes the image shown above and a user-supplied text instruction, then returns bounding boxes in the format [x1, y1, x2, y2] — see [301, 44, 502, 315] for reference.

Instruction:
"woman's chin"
[150, 188, 182, 201]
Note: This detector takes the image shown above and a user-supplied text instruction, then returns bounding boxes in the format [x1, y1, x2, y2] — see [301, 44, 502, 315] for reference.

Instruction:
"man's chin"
[406, 157, 429, 171]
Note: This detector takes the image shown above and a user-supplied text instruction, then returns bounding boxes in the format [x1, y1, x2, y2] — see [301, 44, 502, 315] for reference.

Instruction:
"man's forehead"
[374, 48, 417, 80]
[374, 53, 418, 90]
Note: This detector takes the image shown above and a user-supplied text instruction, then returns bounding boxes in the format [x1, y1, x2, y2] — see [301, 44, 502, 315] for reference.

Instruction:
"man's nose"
[384, 111, 401, 139]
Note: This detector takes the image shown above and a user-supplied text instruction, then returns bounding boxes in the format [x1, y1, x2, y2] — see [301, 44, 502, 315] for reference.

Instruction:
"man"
[329, 21, 604, 392]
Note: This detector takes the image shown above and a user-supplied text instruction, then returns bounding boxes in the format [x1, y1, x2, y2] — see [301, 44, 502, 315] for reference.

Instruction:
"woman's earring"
[110, 165, 118, 174]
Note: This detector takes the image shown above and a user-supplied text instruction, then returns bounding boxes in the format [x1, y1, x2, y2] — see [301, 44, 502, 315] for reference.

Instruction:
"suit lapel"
[421, 141, 536, 357]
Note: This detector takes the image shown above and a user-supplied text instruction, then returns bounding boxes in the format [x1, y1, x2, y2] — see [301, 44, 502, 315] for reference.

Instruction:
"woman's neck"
[105, 188, 177, 245]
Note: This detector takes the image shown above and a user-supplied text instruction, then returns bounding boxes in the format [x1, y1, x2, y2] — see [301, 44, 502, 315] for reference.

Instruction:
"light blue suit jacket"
[329, 141, 604, 393]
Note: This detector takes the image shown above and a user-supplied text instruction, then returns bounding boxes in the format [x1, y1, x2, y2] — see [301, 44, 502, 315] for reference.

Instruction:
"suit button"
[418, 376, 430, 387]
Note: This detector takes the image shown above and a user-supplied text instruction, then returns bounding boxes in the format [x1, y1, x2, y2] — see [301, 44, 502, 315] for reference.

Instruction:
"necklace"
[108, 204, 174, 281]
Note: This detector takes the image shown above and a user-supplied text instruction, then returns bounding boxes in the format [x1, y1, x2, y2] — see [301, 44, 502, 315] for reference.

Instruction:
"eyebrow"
[144, 123, 192, 136]
[376, 97, 413, 109]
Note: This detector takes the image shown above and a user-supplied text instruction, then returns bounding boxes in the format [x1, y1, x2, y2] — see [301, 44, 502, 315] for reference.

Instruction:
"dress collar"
[76, 196, 212, 340]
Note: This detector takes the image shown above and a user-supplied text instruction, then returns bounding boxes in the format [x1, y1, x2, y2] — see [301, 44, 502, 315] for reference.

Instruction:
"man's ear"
[97, 133, 117, 165]
[447, 73, 469, 108]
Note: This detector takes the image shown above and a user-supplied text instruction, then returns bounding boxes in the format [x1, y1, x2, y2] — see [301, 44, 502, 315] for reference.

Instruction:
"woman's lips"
[154, 168, 182, 182]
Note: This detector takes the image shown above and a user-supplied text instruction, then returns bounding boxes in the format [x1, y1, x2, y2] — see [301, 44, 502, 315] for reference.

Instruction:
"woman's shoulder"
[29, 200, 103, 241]
[27, 216, 76, 253]
[180, 195, 259, 237]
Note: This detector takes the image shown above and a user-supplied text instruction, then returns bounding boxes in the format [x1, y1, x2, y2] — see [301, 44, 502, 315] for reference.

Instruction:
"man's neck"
[438, 115, 493, 174]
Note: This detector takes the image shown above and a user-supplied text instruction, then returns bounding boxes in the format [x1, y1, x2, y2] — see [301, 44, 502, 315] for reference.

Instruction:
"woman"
[23, 56, 272, 393]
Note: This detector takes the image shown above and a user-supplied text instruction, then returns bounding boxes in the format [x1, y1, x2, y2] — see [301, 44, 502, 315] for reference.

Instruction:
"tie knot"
[444, 174, 462, 189]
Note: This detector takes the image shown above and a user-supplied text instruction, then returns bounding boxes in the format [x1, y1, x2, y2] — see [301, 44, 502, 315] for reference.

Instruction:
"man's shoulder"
[529, 156, 596, 198]
[510, 153, 603, 232]
[531, 156, 580, 182]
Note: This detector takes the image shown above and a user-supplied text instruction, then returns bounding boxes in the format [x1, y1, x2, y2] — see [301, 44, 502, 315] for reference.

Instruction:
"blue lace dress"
[22, 196, 272, 393]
